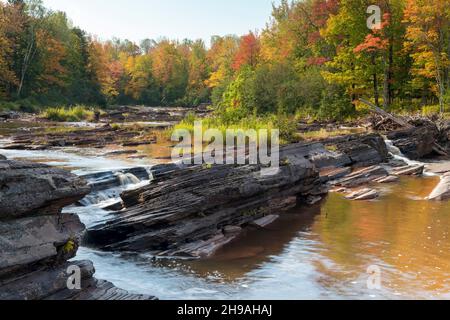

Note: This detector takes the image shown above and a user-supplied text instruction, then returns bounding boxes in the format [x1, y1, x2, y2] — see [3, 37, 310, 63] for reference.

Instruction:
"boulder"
[428, 173, 450, 201]
[0, 213, 84, 278]
[0, 160, 90, 219]
[387, 125, 439, 159]
[0, 154, 6, 160]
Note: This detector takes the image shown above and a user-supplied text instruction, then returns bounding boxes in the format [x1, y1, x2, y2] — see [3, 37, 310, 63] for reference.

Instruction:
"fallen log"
[359, 98, 413, 129]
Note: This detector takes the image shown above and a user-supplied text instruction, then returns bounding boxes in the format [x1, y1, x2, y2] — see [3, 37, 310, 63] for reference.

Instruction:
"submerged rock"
[429, 173, 450, 201]
[374, 175, 400, 184]
[345, 188, 379, 201]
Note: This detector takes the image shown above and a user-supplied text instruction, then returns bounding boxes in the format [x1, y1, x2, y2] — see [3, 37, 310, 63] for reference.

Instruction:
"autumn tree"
[151, 40, 188, 105]
[233, 32, 261, 71]
[404, 0, 450, 112]
[184, 40, 210, 106]
[0, 2, 18, 98]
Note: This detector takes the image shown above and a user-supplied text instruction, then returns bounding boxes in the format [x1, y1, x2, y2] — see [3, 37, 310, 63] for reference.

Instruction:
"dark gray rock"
[324, 134, 389, 167]
[0, 159, 155, 300]
[0, 260, 156, 300]
[0, 154, 6, 160]
[387, 125, 439, 159]
[0, 213, 84, 278]
[0, 160, 90, 220]
[86, 143, 327, 257]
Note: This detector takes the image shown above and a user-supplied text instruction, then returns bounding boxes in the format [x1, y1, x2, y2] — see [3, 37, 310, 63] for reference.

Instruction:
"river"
[1, 130, 450, 300]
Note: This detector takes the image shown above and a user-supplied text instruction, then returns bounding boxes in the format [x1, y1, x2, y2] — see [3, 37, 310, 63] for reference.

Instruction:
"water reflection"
[171, 176, 450, 299]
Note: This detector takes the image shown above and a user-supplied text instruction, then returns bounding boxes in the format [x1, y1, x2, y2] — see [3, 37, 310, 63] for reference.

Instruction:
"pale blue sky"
[43, 0, 280, 45]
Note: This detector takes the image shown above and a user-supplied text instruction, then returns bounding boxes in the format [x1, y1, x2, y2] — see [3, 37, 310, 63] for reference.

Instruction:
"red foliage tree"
[232, 32, 260, 71]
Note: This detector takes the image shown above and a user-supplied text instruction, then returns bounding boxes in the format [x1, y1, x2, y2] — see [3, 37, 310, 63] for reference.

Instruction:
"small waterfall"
[116, 172, 141, 186]
[384, 138, 436, 177]
[79, 190, 122, 206]
[385, 139, 419, 166]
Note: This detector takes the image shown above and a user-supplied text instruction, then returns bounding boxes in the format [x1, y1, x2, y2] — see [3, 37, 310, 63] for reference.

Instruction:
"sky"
[43, 0, 280, 45]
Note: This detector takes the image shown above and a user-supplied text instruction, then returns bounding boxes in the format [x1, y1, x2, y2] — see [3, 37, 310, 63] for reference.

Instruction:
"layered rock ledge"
[86, 135, 390, 258]
[0, 156, 155, 300]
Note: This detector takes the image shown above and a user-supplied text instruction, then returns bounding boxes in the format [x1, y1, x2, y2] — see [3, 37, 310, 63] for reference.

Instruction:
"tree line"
[0, 0, 449, 118]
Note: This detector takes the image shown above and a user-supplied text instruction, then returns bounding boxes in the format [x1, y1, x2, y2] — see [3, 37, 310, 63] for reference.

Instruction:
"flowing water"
[1, 132, 450, 300]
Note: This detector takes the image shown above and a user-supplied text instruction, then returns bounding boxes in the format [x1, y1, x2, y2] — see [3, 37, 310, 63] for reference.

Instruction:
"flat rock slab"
[374, 175, 400, 183]
[426, 161, 450, 174]
[345, 188, 379, 201]
[332, 166, 388, 188]
[249, 215, 280, 229]
[391, 165, 424, 176]
[429, 173, 450, 201]
[320, 167, 352, 182]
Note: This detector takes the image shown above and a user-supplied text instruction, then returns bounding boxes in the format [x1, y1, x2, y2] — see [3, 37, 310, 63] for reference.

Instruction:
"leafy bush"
[172, 112, 299, 145]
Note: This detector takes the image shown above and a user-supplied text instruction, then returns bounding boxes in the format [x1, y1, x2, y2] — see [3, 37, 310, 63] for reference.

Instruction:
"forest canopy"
[0, 0, 449, 119]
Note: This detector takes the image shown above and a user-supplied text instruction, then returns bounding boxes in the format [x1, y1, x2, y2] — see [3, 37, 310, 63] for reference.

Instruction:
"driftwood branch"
[358, 98, 414, 129]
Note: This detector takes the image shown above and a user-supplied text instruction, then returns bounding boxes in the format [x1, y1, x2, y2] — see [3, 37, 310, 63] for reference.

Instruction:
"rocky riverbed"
[1, 111, 450, 300]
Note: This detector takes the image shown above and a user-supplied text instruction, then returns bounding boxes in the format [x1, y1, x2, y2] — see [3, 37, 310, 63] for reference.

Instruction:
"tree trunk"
[383, 39, 394, 109]
[17, 29, 36, 97]
[372, 54, 380, 107]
